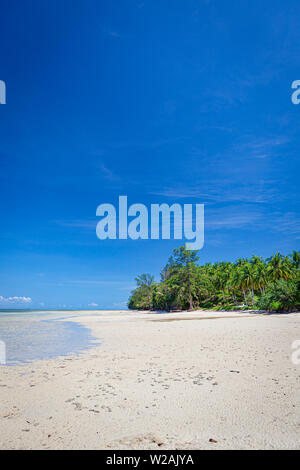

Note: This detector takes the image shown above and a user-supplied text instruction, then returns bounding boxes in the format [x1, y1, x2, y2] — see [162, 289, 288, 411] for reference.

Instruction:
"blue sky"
[0, 0, 299, 309]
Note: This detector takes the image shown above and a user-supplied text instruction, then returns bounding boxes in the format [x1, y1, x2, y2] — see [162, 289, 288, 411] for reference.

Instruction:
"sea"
[0, 309, 101, 365]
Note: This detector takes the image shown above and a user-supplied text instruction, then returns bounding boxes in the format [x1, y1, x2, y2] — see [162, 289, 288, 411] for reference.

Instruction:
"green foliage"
[128, 248, 300, 312]
[256, 279, 299, 312]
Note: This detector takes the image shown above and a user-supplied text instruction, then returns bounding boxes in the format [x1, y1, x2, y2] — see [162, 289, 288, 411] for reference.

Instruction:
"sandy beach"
[0, 309, 300, 450]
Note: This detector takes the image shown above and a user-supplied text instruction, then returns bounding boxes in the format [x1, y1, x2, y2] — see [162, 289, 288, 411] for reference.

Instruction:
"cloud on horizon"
[0, 296, 32, 304]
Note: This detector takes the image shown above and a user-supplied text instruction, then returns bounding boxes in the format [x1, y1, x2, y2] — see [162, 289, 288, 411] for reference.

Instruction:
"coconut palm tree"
[266, 253, 293, 281]
[231, 265, 247, 303]
[227, 265, 238, 304]
[290, 250, 300, 270]
[240, 262, 256, 296]
[253, 262, 267, 293]
[251, 255, 267, 293]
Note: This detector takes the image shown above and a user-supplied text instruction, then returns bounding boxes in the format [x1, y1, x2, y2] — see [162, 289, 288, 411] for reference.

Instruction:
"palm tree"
[231, 266, 247, 303]
[290, 250, 300, 270]
[227, 265, 238, 304]
[253, 262, 267, 293]
[240, 262, 256, 296]
[266, 253, 293, 281]
[214, 261, 232, 302]
[251, 255, 267, 293]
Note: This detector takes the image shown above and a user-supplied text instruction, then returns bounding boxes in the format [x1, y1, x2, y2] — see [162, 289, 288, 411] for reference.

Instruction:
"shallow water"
[0, 310, 100, 365]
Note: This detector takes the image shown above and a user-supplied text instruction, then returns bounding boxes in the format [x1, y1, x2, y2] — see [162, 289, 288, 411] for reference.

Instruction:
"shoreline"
[1, 309, 300, 449]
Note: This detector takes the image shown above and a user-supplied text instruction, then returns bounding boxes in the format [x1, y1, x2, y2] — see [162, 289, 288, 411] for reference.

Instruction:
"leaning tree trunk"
[188, 272, 193, 310]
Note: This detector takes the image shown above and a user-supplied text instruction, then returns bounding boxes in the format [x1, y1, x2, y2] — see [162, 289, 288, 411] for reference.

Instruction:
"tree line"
[128, 247, 300, 312]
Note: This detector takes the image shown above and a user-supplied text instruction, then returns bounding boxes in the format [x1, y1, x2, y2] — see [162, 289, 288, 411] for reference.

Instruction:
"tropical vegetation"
[128, 247, 300, 312]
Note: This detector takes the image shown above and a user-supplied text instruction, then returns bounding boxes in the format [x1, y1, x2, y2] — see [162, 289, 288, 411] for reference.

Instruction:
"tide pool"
[0, 311, 99, 365]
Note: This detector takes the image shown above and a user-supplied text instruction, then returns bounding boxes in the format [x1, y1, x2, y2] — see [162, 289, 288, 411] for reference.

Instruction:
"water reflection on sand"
[0, 311, 99, 365]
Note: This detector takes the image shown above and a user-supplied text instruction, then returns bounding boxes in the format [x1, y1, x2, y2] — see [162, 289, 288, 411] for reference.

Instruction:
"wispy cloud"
[206, 208, 261, 230]
[100, 163, 120, 182]
[149, 132, 291, 204]
[150, 180, 277, 204]
[232, 135, 289, 159]
[0, 296, 32, 304]
[266, 212, 300, 235]
[205, 206, 300, 235]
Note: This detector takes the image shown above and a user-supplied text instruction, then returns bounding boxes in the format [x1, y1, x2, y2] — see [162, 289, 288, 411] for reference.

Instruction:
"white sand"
[0, 309, 300, 450]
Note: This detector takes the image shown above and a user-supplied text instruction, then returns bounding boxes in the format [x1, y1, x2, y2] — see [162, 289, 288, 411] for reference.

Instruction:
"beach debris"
[209, 438, 217, 443]
[230, 370, 240, 373]
[101, 405, 112, 412]
[150, 435, 164, 447]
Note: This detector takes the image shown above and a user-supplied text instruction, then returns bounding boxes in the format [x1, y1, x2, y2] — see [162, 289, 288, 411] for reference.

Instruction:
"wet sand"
[0, 309, 300, 449]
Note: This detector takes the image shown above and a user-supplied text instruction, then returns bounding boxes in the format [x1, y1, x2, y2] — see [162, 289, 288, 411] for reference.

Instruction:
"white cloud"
[88, 302, 98, 307]
[0, 296, 32, 304]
